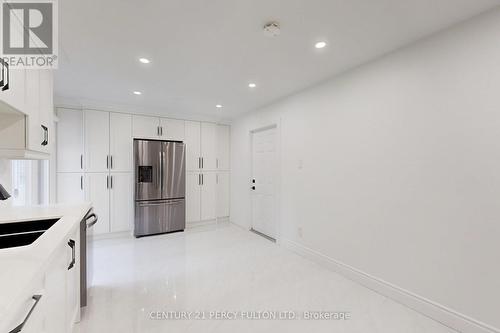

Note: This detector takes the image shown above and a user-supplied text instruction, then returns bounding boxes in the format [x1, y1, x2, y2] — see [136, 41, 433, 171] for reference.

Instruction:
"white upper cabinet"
[201, 122, 217, 170]
[159, 117, 185, 141]
[0, 69, 26, 113]
[57, 108, 84, 173]
[110, 113, 132, 172]
[25, 70, 41, 152]
[216, 125, 230, 170]
[185, 121, 201, 171]
[0, 69, 54, 159]
[132, 115, 160, 139]
[38, 70, 53, 154]
[84, 110, 110, 173]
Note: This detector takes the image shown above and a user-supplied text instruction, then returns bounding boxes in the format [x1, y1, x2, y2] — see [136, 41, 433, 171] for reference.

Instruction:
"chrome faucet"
[0, 183, 11, 200]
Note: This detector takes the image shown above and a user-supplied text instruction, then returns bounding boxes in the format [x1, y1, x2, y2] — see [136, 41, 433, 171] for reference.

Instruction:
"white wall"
[231, 7, 500, 331]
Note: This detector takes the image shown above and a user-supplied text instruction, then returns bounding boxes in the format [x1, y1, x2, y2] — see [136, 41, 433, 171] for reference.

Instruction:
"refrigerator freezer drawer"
[134, 199, 186, 237]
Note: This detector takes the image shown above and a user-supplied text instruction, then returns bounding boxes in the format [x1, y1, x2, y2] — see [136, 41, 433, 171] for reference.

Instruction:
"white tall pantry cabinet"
[57, 108, 230, 235]
[57, 108, 133, 235]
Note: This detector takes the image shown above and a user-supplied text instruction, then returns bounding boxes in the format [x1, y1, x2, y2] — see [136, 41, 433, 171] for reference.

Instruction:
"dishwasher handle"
[85, 213, 98, 228]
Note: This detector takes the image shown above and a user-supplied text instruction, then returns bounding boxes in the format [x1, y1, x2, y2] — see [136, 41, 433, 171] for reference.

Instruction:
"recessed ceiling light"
[248, 83, 257, 88]
[215, 104, 223, 108]
[315, 41, 327, 49]
[133, 91, 142, 95]
[139, 58, 150, 64]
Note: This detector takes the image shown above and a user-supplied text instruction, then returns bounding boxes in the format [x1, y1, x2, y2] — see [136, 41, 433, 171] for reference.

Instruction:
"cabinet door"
[216, 125, 230, 170]
[132, 115, 159, 139]
[201, 122, 217, 170]
[65, 227, 80, 329]
[110, 113, 132, 172]
[186, 172, 201, 222]
[85, 173, 110, 235]
[184, 121, 201, 171]
[57, 173, 84, 204]
[38, 70, 53, 154]
[84, 110, 110, 173]
[0, 68, 25, 112]
[201, 172, 216, 221]
[217, 172, 230, 218]
[56, 109, 83, 173]
[44, 242, 67, 333]
[25, 70, 41, 152]
[110, 173, 133, 232]
[160, 118, 185, 141]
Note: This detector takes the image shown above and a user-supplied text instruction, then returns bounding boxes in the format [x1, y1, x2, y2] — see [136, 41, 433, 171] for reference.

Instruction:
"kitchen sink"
[0, 218, 59, 249]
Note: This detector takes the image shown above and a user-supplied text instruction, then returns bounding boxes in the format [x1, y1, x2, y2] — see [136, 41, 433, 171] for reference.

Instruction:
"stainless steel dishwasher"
[80, 209, 98, 307]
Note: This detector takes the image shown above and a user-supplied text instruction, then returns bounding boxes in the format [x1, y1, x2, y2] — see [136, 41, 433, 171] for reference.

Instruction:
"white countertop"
[0, 203, 92, 331]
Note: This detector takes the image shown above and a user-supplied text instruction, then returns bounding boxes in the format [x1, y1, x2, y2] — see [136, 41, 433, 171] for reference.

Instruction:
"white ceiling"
[55, 0, 499, 119]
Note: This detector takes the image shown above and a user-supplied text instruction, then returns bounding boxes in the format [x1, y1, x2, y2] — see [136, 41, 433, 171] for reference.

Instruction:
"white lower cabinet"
[217, 172, 230, 218]
[186, 172, 218, 223]
[84, 172, 133, 234]
[201, 172, 217, 221]
[110, 173, 133, 232]
[7, 225, 80, 333]
[56, 173, 84, 204]
[85, 173, 110, 235]
[186, 172, 201, 223]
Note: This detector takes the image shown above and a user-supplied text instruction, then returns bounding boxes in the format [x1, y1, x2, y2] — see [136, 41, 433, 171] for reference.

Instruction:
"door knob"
[251, 186, 255, 190]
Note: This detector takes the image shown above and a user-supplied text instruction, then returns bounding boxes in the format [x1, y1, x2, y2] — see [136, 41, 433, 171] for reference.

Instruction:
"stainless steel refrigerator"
[134, 139, 186, 237]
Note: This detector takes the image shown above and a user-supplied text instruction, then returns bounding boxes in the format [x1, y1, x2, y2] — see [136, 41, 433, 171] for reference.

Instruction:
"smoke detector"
[263, 22, 281, 37]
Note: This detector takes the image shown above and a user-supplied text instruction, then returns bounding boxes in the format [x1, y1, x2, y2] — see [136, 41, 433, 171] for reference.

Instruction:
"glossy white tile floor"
[74, 223, 456, 333]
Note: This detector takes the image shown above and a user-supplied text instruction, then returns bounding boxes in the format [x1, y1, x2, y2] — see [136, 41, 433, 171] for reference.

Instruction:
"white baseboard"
[280, 238, 499, 333]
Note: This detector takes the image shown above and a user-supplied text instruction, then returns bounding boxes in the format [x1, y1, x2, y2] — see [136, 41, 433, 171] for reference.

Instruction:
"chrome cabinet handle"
[9, 295, 43, 333]
[110, 155, 113, 169]
[110, 175, 113, 189]
[80, 175, 83, 190]
[106, 175, 109, 189]
[106, 155, 109, 169]
[198, 174, 201, 185]
[67, 239, 76, 270]
[80, 154, 83, 169]
[201, 173, 204, 185]
[201, 157, 204, 169]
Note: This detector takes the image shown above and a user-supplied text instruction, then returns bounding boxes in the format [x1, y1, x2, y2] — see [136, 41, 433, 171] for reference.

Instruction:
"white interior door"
[186, 172, 201, 222]
[56, 109, 83, 173]
[84, 110, 110, 173]
[251, 127, 277, 239]
[110, 113, 132, 172]
[85, 173, 110, 235]
[201, 172, 216, 221]
[185, 121, 201, 171]
[109, 173, 133, 232]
